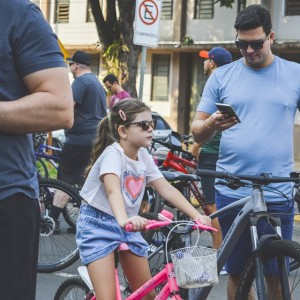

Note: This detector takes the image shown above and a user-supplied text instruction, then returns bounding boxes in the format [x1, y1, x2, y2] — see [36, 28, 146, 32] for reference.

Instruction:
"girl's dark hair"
[234, 4, 272, 36]
[84, 99, 151, 177]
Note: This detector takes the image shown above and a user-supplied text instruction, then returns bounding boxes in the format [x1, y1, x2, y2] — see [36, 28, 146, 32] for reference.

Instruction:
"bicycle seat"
[162, 171, 200, 182]
[118, 243, 130, 251]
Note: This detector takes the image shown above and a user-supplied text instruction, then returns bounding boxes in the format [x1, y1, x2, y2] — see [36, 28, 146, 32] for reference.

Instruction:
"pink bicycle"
[54, 211, 217, 300]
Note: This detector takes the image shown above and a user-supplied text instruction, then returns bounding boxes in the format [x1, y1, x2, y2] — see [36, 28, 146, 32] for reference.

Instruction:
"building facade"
[33, 0, 300, 159]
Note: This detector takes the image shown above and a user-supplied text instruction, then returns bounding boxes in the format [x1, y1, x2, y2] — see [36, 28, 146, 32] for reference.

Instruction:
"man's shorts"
[216, 191, 294, 275]
[76, 204, 149, 265]
[198, 153, 218, 205]
[58, 143, 92, 186]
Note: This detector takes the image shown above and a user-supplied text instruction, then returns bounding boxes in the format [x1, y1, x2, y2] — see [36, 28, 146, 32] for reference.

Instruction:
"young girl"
[76, 99, 211, 300]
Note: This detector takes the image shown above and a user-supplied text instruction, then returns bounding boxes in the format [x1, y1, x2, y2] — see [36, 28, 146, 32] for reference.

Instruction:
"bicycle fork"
[249, 186, 290, 300]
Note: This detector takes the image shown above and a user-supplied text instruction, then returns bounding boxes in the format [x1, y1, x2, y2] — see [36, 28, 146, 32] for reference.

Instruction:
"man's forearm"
[0, 92, 73, 133]
[191, 118, 216, 144]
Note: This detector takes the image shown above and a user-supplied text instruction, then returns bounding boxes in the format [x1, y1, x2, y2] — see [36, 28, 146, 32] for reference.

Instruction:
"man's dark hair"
[103, 73, 118, 84]
[234, 4, 272, 36]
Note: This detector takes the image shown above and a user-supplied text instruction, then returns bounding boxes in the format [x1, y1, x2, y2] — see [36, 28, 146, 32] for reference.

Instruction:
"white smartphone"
[215, 103, 241, 123]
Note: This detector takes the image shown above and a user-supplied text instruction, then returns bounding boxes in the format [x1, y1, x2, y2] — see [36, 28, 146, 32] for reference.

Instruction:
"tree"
[89, 0, 236, 98]
[89, 0, 139, 97]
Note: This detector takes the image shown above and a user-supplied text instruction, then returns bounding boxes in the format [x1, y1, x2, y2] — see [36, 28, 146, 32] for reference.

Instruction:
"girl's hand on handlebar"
[193, 215, 217, 232]
[124, 216, 149, 232]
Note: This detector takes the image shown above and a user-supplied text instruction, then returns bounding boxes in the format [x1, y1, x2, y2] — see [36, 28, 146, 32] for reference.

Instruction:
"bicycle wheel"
[54, 276, 94, 300]
[236, 239, 300, 300]
[61, 186, 82, 228]
[38, 178, 81, 273]
[36, 157, 49, 178]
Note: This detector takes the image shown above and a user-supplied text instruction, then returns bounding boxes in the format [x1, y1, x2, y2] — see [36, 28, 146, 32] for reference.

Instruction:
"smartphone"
[215, 103, 241, 123]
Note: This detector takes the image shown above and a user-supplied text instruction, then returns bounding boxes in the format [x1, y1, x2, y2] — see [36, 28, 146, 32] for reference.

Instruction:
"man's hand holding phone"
[215, 103, 241, 123]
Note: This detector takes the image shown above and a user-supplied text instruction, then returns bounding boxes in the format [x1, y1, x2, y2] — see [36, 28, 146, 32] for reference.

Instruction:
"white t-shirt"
[80, 142, 163, 217]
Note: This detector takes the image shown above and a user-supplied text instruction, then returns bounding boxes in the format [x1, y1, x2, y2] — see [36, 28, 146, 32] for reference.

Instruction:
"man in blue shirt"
[192, 4, 300, 299]
[0, 1, 73, 298]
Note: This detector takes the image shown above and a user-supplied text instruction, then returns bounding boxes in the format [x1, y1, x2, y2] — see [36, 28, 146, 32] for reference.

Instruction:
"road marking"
[54, 272, 77, 278]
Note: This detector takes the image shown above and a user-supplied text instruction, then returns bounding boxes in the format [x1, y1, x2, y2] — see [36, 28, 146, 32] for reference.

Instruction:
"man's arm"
[0, 67, 73, 133]
[191, 111, 237, 144]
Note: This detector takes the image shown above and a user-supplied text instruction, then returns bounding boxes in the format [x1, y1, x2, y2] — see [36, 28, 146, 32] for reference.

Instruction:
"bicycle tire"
[38, 178, 81, 273]
[36, 157, 49, 178]
[61, 186, 82, 228]
[54, 276, 93, 300]
[235, 239, 300, 300]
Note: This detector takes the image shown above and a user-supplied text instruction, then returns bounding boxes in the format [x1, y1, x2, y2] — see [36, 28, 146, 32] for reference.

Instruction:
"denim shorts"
[216, 192, 294, 275]
[76, 204, 149, 265]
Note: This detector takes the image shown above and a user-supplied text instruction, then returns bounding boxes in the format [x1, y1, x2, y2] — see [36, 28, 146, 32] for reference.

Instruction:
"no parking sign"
[134, 0, 162, 47]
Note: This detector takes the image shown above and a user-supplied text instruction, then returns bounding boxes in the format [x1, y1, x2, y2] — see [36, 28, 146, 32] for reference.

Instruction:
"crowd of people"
[1, 1, 299, 300]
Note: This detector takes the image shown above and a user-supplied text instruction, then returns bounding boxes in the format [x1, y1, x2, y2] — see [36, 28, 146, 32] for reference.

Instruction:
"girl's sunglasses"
[128, 120, 157, 131]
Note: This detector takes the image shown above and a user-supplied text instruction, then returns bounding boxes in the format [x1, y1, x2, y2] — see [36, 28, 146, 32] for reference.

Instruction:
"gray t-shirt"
[65, 73, 107, 145]
[0, 0, 66, 200]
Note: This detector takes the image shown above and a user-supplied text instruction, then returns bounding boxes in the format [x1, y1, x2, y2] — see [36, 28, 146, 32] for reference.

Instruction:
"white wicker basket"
[170, 246, 218, 288]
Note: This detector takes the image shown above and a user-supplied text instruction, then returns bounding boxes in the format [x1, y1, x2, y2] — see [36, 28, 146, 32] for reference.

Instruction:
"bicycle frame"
[35, 143, 61, 170]
[192, 185, 285, 299]
[162, 151, 208, 214]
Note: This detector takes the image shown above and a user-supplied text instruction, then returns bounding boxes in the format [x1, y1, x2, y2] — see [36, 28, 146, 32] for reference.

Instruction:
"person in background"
[191, 4, 300, 299]
[0, 1, 73, 299]
[191, 47, 232, 250]
[76, 99, 212, 300]
[46, 51, 107, 234]
[103, 73, 131, 110]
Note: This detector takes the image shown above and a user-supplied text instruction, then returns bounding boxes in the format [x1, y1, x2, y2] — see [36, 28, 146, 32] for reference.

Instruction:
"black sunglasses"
[235, 36, 268, 51]
[128, 120, 157, 131]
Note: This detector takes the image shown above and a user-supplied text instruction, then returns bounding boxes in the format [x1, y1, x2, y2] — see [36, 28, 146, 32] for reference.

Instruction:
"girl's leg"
[120, 251, 155, 300]
[87, 252, 116, 300]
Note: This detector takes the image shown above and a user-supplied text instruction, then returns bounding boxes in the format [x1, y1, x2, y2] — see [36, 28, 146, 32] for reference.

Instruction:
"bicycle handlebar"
[197, 169, 300, 185]
[125, 218, 216, 232]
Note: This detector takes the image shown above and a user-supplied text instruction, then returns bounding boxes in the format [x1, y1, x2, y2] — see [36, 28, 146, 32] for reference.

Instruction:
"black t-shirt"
[0, 0, 66, 200]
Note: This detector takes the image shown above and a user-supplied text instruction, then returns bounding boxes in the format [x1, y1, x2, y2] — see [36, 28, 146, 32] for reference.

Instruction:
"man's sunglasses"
[235, 36, 268, 51]
[128, 120, 157, 131]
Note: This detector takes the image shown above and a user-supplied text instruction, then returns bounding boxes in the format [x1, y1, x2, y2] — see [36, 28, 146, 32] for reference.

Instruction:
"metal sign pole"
[138, 46, 147, 100]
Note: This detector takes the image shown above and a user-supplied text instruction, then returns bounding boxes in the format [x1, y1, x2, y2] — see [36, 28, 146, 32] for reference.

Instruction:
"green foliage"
[216, 0, 235, 8]
[102, 39, 129, 79]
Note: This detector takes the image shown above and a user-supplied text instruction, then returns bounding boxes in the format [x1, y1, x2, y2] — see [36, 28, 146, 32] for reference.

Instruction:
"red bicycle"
[150, 131, 209, 215]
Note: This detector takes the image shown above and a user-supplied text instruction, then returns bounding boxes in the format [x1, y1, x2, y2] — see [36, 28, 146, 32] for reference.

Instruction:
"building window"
[285, 0, 300, 16]
[55, 0, 70, 23]
[161, 0, 173, 20]
[151, 54, 170, 102]
[194, 0, 214, 19]
[86, 0, 103, 23]
[90, 54, 100, 75]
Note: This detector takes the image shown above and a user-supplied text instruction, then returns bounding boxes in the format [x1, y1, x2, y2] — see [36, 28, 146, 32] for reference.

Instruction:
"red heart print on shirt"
[124, 174, 144, 202]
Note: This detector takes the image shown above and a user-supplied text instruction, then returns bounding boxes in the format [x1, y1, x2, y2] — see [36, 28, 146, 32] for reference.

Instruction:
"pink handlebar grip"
[193, 220, 218, 232]
[124, 223, 133, 231]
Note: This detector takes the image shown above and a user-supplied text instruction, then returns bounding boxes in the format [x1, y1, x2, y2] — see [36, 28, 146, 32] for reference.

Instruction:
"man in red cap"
[192, 47, 232, 252]
[199, 47, 232, 76]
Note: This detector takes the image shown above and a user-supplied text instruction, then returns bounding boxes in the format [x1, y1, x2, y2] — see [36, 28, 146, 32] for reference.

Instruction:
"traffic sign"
[134, 0, 162, 47]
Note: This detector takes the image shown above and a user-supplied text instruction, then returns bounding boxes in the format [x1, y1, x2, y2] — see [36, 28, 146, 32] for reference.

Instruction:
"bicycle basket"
[170, 246, 218, 288]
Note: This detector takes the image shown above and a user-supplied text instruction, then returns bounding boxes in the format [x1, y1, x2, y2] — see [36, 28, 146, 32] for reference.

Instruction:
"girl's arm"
[103, 173, 128, 226]
[150, 177, 211, 226]
[103, 173, 149, 230]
